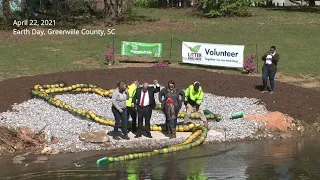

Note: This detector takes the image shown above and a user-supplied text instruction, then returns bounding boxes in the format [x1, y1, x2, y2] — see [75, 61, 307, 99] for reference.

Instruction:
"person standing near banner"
[261, 46, 280, 94]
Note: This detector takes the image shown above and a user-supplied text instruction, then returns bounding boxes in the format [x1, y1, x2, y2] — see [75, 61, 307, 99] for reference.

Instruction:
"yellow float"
[31, 83, 213, 166]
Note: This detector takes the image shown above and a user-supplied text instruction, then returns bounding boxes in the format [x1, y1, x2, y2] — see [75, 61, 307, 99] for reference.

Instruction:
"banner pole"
[169, 37, 173, 62]
[112, 35, 115, 64]
[256, 44, 258, 74]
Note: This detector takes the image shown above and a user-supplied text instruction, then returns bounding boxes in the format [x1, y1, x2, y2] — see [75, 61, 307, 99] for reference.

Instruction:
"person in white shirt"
[261, 46, 280, 94]
[132, 80, 160, 138]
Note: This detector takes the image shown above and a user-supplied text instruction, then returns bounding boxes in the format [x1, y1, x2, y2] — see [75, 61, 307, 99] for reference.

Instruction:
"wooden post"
[256, 44, 258, 74]
[169, 37, 173, 62]
[112, 35, 115, 64]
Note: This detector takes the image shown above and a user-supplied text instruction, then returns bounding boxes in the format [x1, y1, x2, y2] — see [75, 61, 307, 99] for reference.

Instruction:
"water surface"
[1, 137, 319, 179]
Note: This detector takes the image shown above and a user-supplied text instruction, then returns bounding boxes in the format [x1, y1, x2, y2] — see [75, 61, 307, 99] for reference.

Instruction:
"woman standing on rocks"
[111, 81, 130, 140]
[159, 80, 185, 136]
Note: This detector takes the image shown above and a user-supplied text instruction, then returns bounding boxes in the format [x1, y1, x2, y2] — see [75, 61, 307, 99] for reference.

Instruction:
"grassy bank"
[0, 7, 320, 81]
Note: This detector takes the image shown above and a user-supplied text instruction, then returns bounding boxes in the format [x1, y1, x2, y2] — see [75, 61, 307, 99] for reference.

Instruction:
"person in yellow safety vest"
[183, 81, 208, 129]
[126, 80, 139, 133]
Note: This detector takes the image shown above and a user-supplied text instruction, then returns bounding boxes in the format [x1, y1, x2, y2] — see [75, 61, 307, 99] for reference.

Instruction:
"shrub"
[133, 0, 158, 8]
[198, 0, 258, 17]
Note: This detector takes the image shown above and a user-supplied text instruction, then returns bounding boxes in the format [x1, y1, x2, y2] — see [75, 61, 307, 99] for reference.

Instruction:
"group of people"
[111, 80, 208, 140]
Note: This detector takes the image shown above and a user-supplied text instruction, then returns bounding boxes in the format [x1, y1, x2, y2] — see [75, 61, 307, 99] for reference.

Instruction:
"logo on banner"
[132, 44, 138, 50]
[185, 44, 201, 60]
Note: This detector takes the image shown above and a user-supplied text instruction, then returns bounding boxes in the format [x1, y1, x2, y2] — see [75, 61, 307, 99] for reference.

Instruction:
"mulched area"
[0, 67, 319, 124]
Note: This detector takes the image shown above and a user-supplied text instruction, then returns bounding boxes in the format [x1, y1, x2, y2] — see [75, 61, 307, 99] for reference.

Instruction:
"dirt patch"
[114, 54, 157, 63]
[277, 73, 305, 83]
[0, 30, 14, 40]
[300, 81, 320, 88]
[276, 73, 320, 89]
[0, 126, 45, 155]
[156, 64, 320, 89]
[244, 111, 294, 132]
[73, 57, 101, 69]
[108, 63, 155, 69]
[43, 47, 60, 52]
[128, 19, 195, 35]
[16, 65, 30, 71]
[0, 67, 320, 125]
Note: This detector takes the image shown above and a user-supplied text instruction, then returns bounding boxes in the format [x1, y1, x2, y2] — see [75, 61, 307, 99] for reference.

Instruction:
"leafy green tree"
[198, 0, 258, 17]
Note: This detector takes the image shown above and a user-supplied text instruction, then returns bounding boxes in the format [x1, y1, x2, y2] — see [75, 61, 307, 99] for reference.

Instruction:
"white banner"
[182, 41, 245, 68]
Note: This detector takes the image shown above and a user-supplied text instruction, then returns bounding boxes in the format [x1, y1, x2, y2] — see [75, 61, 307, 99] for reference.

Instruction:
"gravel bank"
[0, 87, 268, 153]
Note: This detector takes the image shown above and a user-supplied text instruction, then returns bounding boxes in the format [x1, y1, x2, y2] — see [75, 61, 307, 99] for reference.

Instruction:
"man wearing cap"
[183, 81, 208, 129]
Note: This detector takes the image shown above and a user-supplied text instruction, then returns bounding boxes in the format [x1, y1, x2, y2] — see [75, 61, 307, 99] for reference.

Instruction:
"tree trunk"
[104, 0, 116, 26]
[309, 0, 315, 6]
[172, 0, 177, 7]
[2, 0, 11, 23]
[184, 0, 191, 7]
[116, 0, 124, 23]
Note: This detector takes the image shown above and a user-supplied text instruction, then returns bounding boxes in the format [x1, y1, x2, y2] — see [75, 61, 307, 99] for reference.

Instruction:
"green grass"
[0, 7, 320, 80]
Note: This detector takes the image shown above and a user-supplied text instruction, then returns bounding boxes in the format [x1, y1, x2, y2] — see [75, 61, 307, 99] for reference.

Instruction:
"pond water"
[1, 137, 319, 179]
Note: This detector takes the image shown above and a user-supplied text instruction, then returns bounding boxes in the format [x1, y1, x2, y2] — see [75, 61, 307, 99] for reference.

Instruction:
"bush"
[133, 0, 158, 8]
[199, 0, 258, 17]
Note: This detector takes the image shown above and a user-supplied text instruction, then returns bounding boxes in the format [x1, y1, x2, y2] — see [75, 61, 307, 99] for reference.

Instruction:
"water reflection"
[1, 137, 320, 179]
[245, 138, 320, 180]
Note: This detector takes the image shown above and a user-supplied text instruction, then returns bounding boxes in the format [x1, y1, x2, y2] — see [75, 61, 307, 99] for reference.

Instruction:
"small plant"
[243, 54, 256, 74]
[155, 60, 169, 67]
[105, 45, 114, 65]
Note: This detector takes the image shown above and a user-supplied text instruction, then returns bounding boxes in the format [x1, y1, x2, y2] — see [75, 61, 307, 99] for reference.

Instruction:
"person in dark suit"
[132, 80, 160, 138]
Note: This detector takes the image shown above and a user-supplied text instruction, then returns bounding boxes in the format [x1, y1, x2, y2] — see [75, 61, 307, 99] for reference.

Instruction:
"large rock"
[79, 132, 110, 143]
[37, 156, 48, 161]
[244, 111, 293, 132]
[41, 146, 52, 154]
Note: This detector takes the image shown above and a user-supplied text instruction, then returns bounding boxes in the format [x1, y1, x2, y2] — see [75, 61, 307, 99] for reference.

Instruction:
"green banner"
[121, 41, 162, 57]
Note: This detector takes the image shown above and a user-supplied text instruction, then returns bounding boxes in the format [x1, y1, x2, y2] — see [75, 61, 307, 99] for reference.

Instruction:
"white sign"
[182, 41, 245, 68]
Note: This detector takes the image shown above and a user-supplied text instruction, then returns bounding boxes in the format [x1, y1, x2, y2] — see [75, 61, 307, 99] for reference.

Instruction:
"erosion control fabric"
[31, 83, 215, 166]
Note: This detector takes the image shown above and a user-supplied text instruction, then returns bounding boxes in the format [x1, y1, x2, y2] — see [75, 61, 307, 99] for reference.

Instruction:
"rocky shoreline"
[0, 90, 307, 158]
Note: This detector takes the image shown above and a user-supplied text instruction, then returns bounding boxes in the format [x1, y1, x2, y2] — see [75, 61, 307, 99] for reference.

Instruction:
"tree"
[2, 0, 10, 23]
[104, 0, 131, 25]
[309, 0, 315, 6]
[198, 0, 258, 17]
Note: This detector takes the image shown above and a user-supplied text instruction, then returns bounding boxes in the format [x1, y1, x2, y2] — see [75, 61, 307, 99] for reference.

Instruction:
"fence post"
[112, 35, 115, 63]
[169, 37, 173, 62]
[256, 44, 258, 74]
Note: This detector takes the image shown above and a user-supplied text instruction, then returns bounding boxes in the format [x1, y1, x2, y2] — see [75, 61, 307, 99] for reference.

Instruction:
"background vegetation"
[0, 1, 319, 88]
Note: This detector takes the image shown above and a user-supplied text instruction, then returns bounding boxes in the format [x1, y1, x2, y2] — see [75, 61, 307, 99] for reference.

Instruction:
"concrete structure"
[104, 129, 224, 150]
[270, 0, 320, 6]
